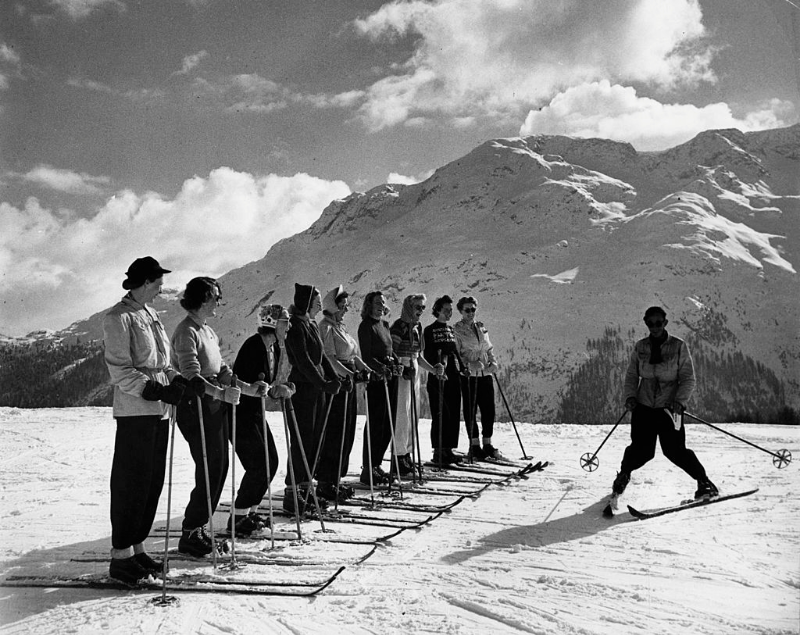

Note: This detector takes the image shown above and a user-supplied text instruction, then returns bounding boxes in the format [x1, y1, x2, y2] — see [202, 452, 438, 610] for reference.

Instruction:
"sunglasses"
[463, 307, 476, 313]
[646, 320, 664, 328]
[413, 305, 426, 311]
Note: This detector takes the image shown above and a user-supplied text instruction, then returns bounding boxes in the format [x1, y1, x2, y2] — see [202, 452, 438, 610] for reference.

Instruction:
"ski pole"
[153, 405, 178, 607]
[437, 350, 445, 468]
[579, 410, 629, 472]
[684, 411, 792, 468]
[493, 375, 533, 460]
[363, 382, 376, 507]
[258, 376, 275, 551]
[301, 394, 335, 509]
[285, 400, 328, 532]
[281, 398, 303, 540]
[223, 375, 242, 570]
[410, 376, 424, 482]
[333, 390, 349, 514]
[383, 374, 404, 499]
[196, 395, 219, 569]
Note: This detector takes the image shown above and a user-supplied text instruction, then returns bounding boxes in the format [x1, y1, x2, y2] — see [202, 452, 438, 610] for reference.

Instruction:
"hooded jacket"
[623, 333, 695, 409]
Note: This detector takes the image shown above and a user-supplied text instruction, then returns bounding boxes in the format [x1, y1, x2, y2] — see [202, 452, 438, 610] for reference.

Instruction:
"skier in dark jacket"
[423, 295, 468, 465]
[609, 306, 718, 504]
[228, 304, 295, 536]
[283, 284, 341, 513]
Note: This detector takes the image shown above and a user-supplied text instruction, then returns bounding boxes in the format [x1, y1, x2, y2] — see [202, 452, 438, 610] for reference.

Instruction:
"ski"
[76, 544, 377, 568]
[627, 488, 759, 520]
[343, 494, 467, 514]
[0, 565, 345, 596]
[422, 461, 533, 478]
[151, 525, 403, 545]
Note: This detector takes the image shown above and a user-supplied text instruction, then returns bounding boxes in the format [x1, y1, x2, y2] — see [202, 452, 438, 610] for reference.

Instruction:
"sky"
[0, 0, 798, 336]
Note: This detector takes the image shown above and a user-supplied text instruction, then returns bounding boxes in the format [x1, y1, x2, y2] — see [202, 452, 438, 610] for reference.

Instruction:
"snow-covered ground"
[0, 406, 797, 634]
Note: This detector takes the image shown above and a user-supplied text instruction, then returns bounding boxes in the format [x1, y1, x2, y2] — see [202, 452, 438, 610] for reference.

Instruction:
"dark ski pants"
[177, 395, 230, 530]
[461, 375, 495, 440]
[316, 387, 357, 483]
[620, 404, 707, 480]
[362, 378, 398, 470]
[285, 382, 327, 488]
[428, 376, 461, 450]
[230, 407, 279, 509]
[110, 415, 169, 550]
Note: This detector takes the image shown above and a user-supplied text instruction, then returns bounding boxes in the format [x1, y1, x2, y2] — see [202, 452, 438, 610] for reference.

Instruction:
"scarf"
[648, 331, 668, 364]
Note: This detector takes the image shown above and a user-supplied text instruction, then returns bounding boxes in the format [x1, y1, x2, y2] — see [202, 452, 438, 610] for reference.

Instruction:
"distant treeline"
[556, 324, 798, 425]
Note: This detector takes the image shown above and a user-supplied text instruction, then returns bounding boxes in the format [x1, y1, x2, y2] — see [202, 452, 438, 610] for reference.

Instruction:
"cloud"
[0, 42, 22, 93]
[174, 50, 208, 76]
[386, 169, 435, 185]
[48, 0, 125, 19]
[0, 169, 350, 335]
[22, 165, 111, 195]
[352, 0, 715, 131]
[67, 77, 165, 101]
[519, 81, 797, 150]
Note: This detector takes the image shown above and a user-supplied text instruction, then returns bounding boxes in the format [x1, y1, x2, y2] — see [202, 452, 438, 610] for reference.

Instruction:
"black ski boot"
[612, 471, 630, 496]
[109, 556, 149, 584]
[178, 526, 213, 557]
[134, 552, 167, 575]
[694, 478, 719, 500]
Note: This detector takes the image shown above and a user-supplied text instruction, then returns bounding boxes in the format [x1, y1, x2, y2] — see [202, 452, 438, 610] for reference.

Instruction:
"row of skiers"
[102, 257, 506, 584]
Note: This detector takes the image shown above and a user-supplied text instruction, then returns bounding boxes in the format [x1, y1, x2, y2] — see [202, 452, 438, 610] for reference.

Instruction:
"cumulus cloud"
[352, 0, 714, 131]
[0, 169, 350, 335]
[67, 77, 165, 101]
[0, 42, 22, 93]
[519, 81, 797, 150]
[23, 165, 111, 195]
[175, 50, 208, 76]
[48, 0, 125, 19]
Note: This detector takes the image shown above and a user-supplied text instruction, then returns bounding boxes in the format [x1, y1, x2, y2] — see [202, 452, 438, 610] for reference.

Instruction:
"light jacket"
[453, 320, 497, 372]
[624, 334, 695, 409]
[103, 294, 176, 418]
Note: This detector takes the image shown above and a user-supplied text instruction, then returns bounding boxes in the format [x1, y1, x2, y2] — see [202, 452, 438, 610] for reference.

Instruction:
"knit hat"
[323, 285, 345, 314]
[257, 304, 285, 330]
[294, 283, 318, 314]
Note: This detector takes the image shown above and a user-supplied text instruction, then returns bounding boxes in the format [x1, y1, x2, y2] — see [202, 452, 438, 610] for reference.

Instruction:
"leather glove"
[322, 379, 341, 395]
[402, 365, 416, 381]
[340, 374, 354, 393]
[221, 385, 241, 405]
[242, 380, 269, 397]
[625, 397, 638, 411]
[669, 401, 685, 414]
[431, 363, 445, 378]
[142, 379, 186, 405]
[268, 384, 294, 399]
[485, 362, 498, 375]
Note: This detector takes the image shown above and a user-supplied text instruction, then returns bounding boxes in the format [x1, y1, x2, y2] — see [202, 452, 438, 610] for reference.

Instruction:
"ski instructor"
[609, 306, 718, 501]
[103, 256, 187, 584]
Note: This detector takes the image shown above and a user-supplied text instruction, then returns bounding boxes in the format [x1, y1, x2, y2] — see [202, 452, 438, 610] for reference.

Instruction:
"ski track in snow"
[0, 407, 797, 634]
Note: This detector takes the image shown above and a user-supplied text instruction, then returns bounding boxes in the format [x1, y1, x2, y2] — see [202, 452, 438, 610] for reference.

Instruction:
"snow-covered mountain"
[22, 125, 800, 421]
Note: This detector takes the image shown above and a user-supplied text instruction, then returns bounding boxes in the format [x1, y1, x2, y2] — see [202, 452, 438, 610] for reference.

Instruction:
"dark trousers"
[177, 395, 230, 529]
[461, 375, 495, 440]
[620, 404, 707, 480]
[316, 387, 357, 483]
[230, 407, 279, 509]
[362, 378, 398, 470]
[428, 375, 461, 449]
[110, 415, 169, 550]
[285, 382, 326, 487]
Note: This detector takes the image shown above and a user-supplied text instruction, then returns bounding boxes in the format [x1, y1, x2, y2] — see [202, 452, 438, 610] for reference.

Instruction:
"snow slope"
[0, 407, 797, 634]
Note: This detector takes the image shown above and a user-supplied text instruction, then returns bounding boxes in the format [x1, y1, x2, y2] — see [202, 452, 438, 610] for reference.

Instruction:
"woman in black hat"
[282, 284, 341, 513]
[103, 256, 186, 583]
